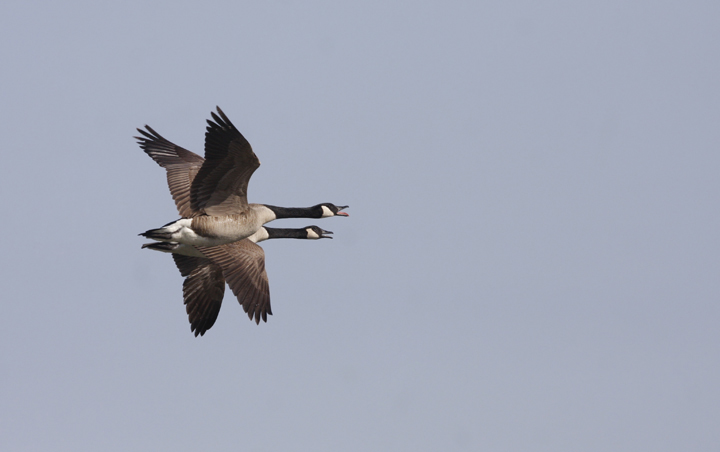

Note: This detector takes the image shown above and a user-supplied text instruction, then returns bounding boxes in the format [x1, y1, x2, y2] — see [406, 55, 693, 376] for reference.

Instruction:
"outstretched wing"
[135, 125, 205, 218]
[190, 107, 261, 216]
[197, 239, 271, 324]
[172, 254, 225, 336]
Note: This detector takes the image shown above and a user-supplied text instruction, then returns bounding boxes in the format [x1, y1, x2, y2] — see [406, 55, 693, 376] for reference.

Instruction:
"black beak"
[336, 205, 349, 217]
[319, 229, 334, 239]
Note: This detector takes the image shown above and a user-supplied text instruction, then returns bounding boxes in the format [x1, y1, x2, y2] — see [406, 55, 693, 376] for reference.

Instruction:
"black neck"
[264, 227, 308, 240]
[264, 205, 320, 219]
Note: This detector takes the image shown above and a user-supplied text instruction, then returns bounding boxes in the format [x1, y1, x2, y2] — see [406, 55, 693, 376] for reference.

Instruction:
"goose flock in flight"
[137, 107, 347, 336]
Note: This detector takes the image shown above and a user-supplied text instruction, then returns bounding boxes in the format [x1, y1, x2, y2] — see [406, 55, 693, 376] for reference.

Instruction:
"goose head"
[318, 203, 349, 218]
[305, 226, 334, 239]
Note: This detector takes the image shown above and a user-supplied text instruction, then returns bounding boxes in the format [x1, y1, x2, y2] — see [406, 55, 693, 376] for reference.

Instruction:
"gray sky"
[2, 1, 719, 450]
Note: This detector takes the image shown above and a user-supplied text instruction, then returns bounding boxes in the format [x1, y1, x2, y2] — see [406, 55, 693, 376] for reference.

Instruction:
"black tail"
[139, 228, 173, 240]
[141, 242, 178, 252]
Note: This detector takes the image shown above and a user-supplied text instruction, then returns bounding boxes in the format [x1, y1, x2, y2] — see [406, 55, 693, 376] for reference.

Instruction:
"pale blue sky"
[2, 1, 719, 450]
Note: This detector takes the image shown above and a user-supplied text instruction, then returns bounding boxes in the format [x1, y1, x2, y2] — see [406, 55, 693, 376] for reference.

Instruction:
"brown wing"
[135, 126, 205, 218]
[171, 254, 205, 277]
[172, 254, 225, 337]
[190, 107, 261, 216]
[197, 239, 271, 324]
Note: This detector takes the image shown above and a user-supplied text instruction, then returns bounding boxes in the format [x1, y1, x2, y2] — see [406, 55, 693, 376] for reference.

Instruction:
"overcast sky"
[2, 1, 719, 451]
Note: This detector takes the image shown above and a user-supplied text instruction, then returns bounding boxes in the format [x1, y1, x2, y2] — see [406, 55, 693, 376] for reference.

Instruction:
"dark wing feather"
[171, 254, 205, 277]
[172, 254, 225, 337]
[197, 240, 271, 324]
[135, 126, 205, 217]
[190, 107, 261, 216]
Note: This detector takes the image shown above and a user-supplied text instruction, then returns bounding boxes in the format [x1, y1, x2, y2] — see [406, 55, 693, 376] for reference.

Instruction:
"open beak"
[336, 205, 349, 217]
[319, 229, 334, 239]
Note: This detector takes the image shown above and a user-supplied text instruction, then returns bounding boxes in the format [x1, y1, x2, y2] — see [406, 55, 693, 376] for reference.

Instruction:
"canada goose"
[138, 107, 347, 247]
[136, 111, 346, 332]
[142, 225, 332, 335]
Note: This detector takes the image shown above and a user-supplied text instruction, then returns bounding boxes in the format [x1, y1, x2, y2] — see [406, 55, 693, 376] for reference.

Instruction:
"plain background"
[2, 1, 719, 450]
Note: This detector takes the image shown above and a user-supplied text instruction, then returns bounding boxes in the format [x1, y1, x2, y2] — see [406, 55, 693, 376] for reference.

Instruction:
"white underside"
[155, 218, 252, 247]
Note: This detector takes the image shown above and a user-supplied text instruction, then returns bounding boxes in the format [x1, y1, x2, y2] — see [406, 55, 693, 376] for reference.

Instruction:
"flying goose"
[143, 225, 332, 335]
[136, 111, 346, 331]
[138, 107, 347, 247]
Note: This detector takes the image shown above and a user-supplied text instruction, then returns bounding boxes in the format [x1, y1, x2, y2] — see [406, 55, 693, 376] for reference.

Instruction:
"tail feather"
[139, 228, 174, 241]
[141, 242, 178, 252]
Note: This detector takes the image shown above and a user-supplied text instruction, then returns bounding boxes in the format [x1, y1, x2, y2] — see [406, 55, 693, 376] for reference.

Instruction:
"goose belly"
[189, 215, 261, 245]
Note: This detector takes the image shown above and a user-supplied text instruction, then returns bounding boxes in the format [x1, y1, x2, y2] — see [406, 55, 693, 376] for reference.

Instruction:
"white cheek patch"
[320, 205, 333, 218]
[306, 228, 320, 239]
